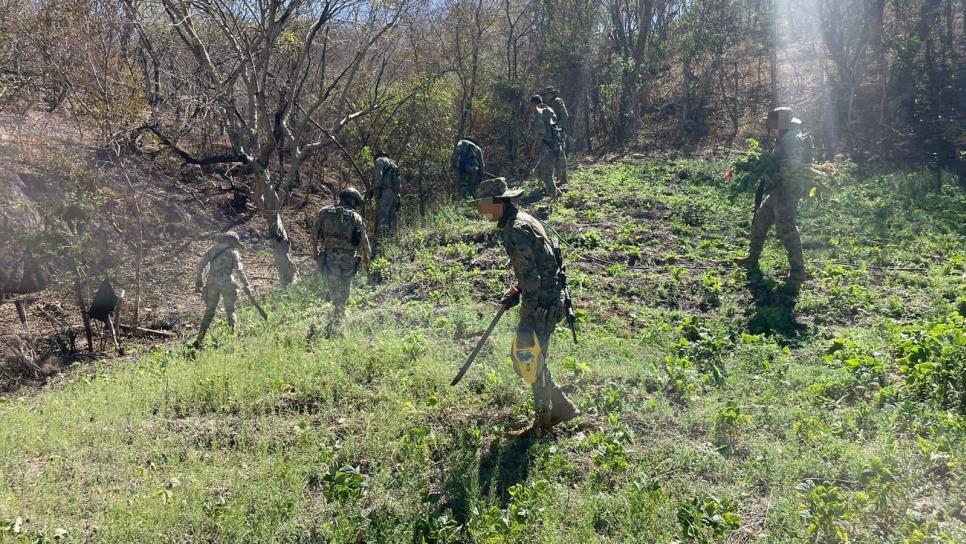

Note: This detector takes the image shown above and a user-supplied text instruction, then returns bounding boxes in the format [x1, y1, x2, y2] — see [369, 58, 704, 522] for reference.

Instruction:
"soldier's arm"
[504, 228, 541, 308]
[194, 247, 213, 289]
[310, 213, 323, 257]
[234, 252, 254, 296]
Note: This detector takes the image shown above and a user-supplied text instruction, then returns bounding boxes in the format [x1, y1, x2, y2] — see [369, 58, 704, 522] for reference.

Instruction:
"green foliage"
[675, 495, 741, 544]
[711, 401, 751, 453]
[797, 482, 854, 543]
[895, 313, 966, 414]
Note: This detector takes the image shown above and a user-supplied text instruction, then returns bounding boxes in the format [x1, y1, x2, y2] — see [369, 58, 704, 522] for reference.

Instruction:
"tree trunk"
[267, 211, 297, 286]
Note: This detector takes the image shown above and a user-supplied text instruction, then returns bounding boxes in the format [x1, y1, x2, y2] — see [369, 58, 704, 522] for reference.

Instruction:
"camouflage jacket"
[498, 206, 562, 310]
[532, 104, 561, 148]
[195, 242, 251, 290]
[549, 97, 569, 134]
[452, 140, 484, 175]
[311, 205, 371, 256]
[373, 157, 400, 201]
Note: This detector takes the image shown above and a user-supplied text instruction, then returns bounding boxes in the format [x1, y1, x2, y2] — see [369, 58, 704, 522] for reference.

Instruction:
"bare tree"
[129, 0, 411, 284]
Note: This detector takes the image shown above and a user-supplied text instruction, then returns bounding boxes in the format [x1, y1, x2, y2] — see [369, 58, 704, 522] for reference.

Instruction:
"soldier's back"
[319, 205, 364, 251]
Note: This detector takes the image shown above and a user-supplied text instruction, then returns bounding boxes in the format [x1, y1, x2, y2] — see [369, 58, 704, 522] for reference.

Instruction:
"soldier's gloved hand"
[500, 285, 521, 309]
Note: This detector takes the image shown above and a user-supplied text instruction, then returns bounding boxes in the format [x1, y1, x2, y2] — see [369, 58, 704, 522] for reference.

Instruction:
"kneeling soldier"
[310, 188, 372, 329]
[477, 177, 579, 436]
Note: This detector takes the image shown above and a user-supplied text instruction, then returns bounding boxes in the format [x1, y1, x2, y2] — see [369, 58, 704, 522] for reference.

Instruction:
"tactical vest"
[209, 245, 239, 278]
[318, 205, 363, 251]
[509, 211, 561, 292]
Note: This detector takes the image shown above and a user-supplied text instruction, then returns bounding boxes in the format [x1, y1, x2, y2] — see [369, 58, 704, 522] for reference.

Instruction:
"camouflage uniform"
[479, 178, 577, 430]
[373, 156, 401, 236]
[194, 232, 252, 346]
[310, 193, 371, 325]
[532, 104, 566, 198]
[743, 114, 809, 279]
[540, 87, 570, 158]
[452, 140, 484, 198]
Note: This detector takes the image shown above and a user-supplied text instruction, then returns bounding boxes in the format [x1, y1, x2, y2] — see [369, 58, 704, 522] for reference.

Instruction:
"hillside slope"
[1, 160, 964, 543]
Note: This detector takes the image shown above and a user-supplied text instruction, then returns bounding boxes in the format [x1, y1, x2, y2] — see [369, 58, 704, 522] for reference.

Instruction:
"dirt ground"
[0, 112, 329, 395]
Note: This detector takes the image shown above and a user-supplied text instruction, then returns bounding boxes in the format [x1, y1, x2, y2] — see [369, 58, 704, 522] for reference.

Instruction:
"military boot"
[789, 268, 810, 283]
[548, 387, 579, 426]
[733, 255, 759, 268]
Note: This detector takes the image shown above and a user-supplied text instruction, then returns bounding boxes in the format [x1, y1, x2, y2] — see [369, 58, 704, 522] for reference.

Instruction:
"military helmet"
[766, 107, 801, 131]
[339, 187, 364, 209]
[540, 86, 559, 96]
[477, 177, 523, 200]
[218, 231, 242, 246]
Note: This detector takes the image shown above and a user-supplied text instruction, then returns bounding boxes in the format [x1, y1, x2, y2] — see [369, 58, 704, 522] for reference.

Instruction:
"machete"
[450, 304, 508, 386]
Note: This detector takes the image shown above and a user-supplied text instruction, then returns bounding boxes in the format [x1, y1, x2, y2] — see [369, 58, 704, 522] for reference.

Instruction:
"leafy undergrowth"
[1, 161, 964, 543]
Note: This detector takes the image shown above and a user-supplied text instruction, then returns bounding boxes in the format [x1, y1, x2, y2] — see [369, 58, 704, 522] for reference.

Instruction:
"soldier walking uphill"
[193, 232, 254, 349]
[476, 177, 579, 437]
[310, 188, 372, 330]
[452, 139, 485, 198]
[529, 95, 567, 199]
[369, 155, 401, 236]
[539, 87, 570, 169]
[735, 107, 811, 283]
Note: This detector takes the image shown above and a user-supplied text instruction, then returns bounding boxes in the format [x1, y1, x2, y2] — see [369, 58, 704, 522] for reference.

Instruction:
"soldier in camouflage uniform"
[540, 87, 570, 176]
[310, 188, 372, 328]
[370, 155, 401, 236]
[477, 177, 579, 436]
[528, 95, 567, 199]
[452, 139, 485, 198]
[193, 231, 253, 348]
[735, 107, 810, 282]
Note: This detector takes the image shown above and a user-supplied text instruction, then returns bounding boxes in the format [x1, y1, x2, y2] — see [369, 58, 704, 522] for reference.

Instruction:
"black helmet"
[339, 188, 364, 209]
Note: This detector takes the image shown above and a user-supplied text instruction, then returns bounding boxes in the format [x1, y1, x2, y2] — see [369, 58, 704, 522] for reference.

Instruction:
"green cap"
[477, 177, 523, 199]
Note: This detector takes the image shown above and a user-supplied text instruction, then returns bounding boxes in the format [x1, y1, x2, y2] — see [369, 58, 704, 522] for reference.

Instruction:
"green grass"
[1, 160, 964, 543]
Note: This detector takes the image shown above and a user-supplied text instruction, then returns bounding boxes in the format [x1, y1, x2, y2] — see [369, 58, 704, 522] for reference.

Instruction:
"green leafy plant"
[675, 495, 741, 544]
[797, 482, 854, 543]
[712, 401, 751, 452]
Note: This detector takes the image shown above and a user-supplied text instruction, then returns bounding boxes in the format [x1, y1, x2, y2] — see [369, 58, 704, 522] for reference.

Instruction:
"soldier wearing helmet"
[193, 231, 254, 348]
[528, 95, 567, 199]
[476, 177, 579, 437]
[310, 187, 372, 330]
[736, 107, 811, 283]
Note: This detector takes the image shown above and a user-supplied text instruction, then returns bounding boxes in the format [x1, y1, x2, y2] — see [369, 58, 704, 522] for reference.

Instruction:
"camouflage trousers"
[747, 192, 805, 273]
[537, 143, 567, 198]
[377, 197, 399, 236]
[197, 278, 238, 344]
[519, 293, 576, 428]
[318, 250, 359, 324]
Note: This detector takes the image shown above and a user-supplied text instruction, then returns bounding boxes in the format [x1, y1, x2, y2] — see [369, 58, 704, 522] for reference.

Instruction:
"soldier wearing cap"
[540, 86, 570, 171]
[528, 95, 567, 199]
[370, 155, 401, 236]
[193, 231, 254, 348]
[477, 177, 579, 436]
[452, 139, 485, 198]
[311, 188, 372, 329]
[736, 107, 811, 282]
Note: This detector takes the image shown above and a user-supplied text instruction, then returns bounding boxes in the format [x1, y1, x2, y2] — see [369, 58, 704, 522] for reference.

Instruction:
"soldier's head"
[476, 177, 523, 223]
[528, 95, 543, 113]
[339, 188, 364, 210]
[766, 107, 800, 134]
[218, 231, 242, 248]
[539, 86, 558, 102]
